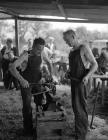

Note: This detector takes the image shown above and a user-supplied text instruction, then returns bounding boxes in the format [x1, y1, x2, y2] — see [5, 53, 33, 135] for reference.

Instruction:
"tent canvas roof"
[0, 0, 108, 23]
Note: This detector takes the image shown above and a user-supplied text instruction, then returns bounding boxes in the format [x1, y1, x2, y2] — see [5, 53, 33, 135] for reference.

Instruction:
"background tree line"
[0, 20, 108, 54]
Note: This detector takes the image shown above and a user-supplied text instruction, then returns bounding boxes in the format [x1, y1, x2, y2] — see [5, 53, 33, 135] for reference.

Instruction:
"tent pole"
[15, 18, 19, 56]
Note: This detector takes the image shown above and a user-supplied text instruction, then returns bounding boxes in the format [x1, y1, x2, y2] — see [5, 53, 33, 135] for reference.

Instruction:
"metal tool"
[90, 82, 100, 129]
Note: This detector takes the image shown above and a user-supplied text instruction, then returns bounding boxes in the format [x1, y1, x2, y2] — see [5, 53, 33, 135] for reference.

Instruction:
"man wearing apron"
[63, 30, 98, 140]
[9, 37, 53, 136]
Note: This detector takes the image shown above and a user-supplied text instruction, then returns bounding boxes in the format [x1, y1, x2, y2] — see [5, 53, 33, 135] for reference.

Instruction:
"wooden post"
[15, 18, 19, 56]
[101, 80, 105, 105]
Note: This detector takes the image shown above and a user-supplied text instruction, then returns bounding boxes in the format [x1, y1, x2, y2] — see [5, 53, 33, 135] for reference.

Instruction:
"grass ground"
[0, 85, 108, 140]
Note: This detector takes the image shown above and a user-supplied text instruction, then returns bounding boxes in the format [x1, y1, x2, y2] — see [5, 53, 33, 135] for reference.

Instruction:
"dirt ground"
[0, 85, 108, 140]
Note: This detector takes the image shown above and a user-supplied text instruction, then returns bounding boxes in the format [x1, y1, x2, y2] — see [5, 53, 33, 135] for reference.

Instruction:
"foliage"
[48, 29, 68, 51]
[0, 20, 108, 54]
[18, 20, 51, 53]
[0, 20, 15, 45]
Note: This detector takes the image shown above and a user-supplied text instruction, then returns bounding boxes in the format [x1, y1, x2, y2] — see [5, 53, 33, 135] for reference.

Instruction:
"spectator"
[46, 36, 56, 54]
[97, 42, 108, 74]
[92, 48, 99, 59]
[1, 38, 18, 89]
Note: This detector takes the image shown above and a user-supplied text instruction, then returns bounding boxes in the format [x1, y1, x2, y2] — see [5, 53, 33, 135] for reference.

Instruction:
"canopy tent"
[0, 0, 108, 23]
[0, 0, 108, 55]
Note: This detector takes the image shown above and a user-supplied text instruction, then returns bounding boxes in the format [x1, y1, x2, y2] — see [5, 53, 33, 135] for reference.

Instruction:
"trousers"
[71, 82, 88, 140]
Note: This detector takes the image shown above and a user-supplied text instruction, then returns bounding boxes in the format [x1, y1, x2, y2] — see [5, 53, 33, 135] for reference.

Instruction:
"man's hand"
[65, 70, 70, 79]
[82, 75, 89, 85]
[19, 78, 29, 88]
[47, 74, 53, 82]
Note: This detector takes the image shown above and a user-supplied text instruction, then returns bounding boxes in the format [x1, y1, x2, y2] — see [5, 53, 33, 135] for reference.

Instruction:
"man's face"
[7, 41, 12, 49]
[33, 44, 44, 56]
[63, 33, 75, 48]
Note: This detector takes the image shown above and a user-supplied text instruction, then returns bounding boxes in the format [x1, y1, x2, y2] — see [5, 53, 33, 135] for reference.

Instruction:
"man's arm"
[42, 50, 53, 76]
[9, 52, 29, 88]
[82, 46, 98, 83]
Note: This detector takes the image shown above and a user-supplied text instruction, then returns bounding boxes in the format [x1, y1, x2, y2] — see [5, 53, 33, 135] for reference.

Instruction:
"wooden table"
[92, 74, 108, 105]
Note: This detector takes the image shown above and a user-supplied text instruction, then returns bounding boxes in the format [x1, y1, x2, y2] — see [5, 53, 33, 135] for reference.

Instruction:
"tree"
[76, 26, 89, 43]
[47, 29, 65, 50]
[18, 20, 51, 53]
[0, 20, 15, 44]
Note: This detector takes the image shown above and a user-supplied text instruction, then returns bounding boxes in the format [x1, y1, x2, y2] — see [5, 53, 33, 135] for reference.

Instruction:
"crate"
[36, 111, 66, 140]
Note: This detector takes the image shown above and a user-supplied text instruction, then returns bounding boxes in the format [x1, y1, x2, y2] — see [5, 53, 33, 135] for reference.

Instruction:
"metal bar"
[32, 89, 52, 96]
[90, 82, 100, 129]
[0, 7, 18, 17]
[30, 83, 54, 86]
[15, 18, 19, 56]
[101, 80, 105, 105]
[17, 16, 108, 23]
[0, 17, 14, 20]
[56, 0, 67, 19]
